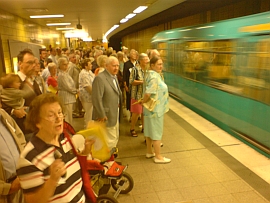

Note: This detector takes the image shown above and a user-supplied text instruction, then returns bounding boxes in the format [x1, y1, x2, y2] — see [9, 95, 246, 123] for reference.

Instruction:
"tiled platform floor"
[73, 97, 270, 203]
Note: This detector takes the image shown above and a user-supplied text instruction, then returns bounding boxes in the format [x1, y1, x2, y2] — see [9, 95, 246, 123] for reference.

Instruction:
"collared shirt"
[0, 114, 19, 180]
[57, 70, 77, 104]
[79, 69, 95, 103]
[17, 133, 85, 202]
[108, 71, 120, 104]
[17, 71, 27, 82]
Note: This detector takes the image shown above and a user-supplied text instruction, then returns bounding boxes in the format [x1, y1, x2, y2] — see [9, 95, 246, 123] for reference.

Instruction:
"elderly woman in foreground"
[16, 94, 94, 203]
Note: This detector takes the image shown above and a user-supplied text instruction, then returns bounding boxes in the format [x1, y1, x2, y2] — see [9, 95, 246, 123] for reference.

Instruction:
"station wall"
[0, 8, 66, 75]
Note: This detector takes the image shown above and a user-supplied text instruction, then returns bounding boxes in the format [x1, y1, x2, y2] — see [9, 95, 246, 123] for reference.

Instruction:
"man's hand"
[9, 177, 21, 194]
[124, 85, 129, 92]
[13, 107, 27, 118]
[97, 117, 108, 122]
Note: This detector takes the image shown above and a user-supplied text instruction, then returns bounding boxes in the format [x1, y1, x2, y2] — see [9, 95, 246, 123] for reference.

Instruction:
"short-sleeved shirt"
[79, 69, 95, 103]
[129, 65, 144, 100]
[144, 70, 169, 117]
[47, 76, 58, 88]
[17, 134, 85, 203]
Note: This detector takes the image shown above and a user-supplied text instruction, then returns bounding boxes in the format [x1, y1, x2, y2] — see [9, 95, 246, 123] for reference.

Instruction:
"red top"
[47, 76, 58, 87]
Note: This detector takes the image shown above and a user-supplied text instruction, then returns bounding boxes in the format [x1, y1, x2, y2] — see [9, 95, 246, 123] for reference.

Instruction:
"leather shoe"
[154, 157, 171, 164]
[146, 153, 155, 158]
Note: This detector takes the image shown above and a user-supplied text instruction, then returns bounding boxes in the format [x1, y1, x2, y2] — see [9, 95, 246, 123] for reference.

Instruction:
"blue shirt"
[0, 114, 20, 179]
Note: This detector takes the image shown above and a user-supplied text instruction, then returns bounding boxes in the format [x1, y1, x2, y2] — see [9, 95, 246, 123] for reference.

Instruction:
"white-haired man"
[92, 56, 122, 150]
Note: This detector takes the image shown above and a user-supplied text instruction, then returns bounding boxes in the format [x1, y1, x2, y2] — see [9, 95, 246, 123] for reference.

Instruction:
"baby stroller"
[64, 121, 134, 203]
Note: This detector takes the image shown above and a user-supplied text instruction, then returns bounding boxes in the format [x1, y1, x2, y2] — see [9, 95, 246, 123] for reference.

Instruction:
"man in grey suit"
[92, 56, 122, 150]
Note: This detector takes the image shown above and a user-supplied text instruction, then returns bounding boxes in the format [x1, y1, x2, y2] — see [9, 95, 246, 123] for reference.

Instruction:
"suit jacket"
[92, 70, 122, 127]
[0, 109, 26, 203]
[123, 60, 136, 87]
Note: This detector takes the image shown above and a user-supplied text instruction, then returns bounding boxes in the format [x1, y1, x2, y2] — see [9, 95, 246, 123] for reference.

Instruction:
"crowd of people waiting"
[0, 45, 170, 203]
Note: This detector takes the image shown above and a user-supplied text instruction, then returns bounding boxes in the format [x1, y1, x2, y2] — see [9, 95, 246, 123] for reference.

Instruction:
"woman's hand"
[81, 139, 95, 156]
[9, 177, 21, 194]
[49, 159, 66, 182]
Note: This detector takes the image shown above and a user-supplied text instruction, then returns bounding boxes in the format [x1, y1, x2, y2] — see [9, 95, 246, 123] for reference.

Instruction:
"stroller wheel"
[111, 172, 134, 194]
[97, 194, 119, 203]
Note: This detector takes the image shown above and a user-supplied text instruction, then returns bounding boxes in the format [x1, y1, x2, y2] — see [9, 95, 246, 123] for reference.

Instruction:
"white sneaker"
[146, 153, 155, 158]
[154, 157, 171, 164]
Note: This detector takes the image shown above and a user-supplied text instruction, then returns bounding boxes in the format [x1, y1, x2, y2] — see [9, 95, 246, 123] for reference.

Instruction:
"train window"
[234, 37, 270, 104]
[156, 42, 168, 71]
[154, 38, 270, 105]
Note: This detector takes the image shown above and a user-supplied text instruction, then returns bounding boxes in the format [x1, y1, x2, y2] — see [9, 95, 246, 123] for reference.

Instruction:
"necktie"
[33, 80, 42, 95]
[113, 77, 119, 93]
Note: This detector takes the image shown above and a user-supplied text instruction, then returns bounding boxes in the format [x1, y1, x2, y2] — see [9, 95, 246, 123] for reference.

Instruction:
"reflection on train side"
[157, 38, 270, 105]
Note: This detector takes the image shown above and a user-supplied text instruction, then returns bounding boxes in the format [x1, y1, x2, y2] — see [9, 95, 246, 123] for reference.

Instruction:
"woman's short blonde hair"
[97, 55, 108, 67]
[48, 62, 57, 73]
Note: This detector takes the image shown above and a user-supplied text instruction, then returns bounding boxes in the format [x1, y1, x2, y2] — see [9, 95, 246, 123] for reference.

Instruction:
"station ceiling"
[0, 0, 244, 41]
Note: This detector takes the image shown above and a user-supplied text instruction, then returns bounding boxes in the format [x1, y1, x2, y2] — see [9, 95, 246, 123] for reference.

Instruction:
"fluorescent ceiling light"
[56, 27, 74, 30]
[120, 18, 129, 23]
[47, 23, 71, 26]
[30, 14, 64, 18]
[133, 6, 148, 13]
[104, 24, 119, 38]
[24, 8, 48, 12]
[102, 36, 108, 43]
[125, 13, 136, 19]
[64, 30, 88, 38]
[83, 37, 93, 42]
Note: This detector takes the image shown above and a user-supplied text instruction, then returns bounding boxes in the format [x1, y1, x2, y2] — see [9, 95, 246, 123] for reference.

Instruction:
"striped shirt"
[17, 134, 85, 203]
[57, 70, 77, 105]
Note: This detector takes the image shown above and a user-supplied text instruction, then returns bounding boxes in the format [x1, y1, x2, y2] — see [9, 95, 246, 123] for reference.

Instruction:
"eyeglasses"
[41, 112, 64, 122]
[24, 60, 35, 65]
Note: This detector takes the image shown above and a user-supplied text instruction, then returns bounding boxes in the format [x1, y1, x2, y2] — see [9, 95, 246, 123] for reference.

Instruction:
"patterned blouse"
[57, 70, 77, 104]
[143, 70, 169, 117]
[79, 69, 95, 103]
[129, 65, 144, 100]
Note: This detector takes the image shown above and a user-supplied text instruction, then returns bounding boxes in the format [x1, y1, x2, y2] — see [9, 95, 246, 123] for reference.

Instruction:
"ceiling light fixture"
[56, 27, 74, 30]
[104, 24, 119, 38]
[133, 6, 148, 13]
[64, 30, 88, 38]
[30, 14, 64, 18]
[25, 8, 49, 12]
[83, 37, 93, 42]
[47, 23, 71, 26]
[120, 18, 129, 23]
[125, 13, 136, 19]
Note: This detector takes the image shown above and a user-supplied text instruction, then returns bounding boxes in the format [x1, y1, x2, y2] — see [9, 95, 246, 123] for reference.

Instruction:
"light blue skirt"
[144, 114, 164, 140]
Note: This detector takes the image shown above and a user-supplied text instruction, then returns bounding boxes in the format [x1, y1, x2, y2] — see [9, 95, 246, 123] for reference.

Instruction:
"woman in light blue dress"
[142, 56, 170, 164]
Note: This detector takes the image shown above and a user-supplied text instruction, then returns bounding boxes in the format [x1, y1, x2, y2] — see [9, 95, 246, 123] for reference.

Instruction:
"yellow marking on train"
[239, 23, 270, 32]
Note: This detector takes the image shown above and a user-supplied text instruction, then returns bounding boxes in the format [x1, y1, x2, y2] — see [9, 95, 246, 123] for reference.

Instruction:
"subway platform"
[73, 97, 270, 203]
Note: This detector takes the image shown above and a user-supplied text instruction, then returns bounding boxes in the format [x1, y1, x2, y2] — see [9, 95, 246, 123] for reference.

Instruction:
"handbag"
[143, 71, 158, 112]
[63, 130, 97, 203]
[143, 97, 157, 111]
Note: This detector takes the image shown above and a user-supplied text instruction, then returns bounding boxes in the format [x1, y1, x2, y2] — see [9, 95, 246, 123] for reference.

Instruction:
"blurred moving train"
[152, 11, 270, 157]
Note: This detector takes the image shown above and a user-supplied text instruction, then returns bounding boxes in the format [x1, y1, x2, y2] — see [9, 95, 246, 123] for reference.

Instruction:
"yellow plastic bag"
[76, 122, 110, 162]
